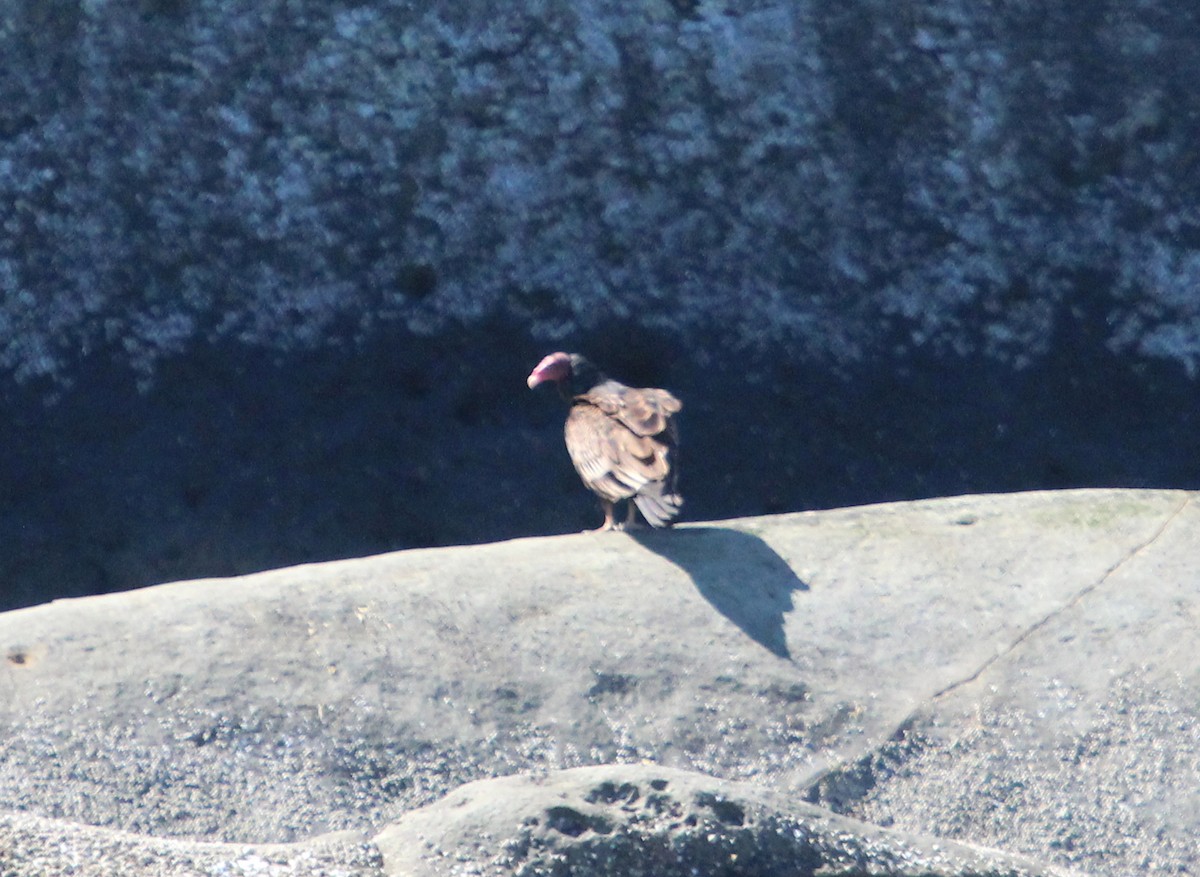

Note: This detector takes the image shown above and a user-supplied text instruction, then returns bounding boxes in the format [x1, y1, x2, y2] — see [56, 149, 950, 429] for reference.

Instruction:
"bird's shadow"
[627, 526, 808, 661]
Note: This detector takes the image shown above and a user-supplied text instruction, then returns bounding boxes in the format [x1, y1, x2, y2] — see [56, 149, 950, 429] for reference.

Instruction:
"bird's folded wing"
[565, 403, 673, 503]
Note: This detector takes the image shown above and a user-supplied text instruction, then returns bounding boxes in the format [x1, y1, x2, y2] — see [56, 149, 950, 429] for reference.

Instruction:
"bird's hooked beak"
[527, 352, 572, 389]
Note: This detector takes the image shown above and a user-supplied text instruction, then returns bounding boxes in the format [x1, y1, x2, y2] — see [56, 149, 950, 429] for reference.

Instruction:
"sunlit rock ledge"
[0, 488, 1194, 875]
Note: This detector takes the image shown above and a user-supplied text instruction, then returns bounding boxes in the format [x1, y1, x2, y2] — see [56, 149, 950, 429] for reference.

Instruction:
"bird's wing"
[565, 400, 674, 504]
[583, 383, 682, 437]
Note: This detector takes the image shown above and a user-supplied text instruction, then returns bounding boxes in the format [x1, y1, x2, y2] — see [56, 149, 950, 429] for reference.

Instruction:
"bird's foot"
[583, 501, 620, 533]
[582, 521, 621, 533]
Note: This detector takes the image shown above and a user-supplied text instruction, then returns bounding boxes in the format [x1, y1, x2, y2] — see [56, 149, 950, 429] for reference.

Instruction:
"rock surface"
[0, 488, 1194, 875]
[0, 815, 381, 877]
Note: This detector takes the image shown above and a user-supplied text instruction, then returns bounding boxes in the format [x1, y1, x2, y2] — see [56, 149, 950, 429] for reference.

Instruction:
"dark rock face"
[2, 0, 1199, 607]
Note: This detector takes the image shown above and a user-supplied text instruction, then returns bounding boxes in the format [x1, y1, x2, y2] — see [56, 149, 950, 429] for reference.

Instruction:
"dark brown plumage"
[527, 352, 682, 531]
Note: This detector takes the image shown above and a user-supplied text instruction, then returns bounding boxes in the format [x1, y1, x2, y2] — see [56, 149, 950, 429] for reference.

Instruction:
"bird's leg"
[584, 500, 619, 533]
[623, 502, 643, 530]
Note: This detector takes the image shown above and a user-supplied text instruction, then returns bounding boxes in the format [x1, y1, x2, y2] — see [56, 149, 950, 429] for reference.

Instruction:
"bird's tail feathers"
[634, 485, 683, 528]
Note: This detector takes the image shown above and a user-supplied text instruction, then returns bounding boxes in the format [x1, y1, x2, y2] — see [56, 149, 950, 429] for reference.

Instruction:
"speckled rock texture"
[0, 490, 1193, 875]
[0, 816, 381, 877]
[1, 1, 1198, 608]
[3, 0, 1200, 379]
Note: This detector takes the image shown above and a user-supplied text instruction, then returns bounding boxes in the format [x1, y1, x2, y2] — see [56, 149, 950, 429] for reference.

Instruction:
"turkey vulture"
[527, 352, 682, 531]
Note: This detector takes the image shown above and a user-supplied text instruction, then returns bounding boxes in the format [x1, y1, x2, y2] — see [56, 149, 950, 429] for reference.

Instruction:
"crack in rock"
[929, 491, 1193, 702]
[804, 492, 1196, 813]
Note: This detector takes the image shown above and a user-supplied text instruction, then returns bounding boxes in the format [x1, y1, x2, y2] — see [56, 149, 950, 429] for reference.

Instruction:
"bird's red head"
[526, 352, 572, 389]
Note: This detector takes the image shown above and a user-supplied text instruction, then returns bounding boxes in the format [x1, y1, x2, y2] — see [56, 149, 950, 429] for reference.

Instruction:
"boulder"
[374, 764, 1072, 877]
[0, 489, 1193, 875]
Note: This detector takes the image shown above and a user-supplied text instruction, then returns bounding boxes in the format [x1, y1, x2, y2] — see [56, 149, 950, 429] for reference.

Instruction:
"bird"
[527, 352, 682, 531]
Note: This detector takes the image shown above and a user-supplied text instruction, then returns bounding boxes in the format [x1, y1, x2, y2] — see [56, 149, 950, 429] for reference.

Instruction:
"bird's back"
[564, 382, 682, 524]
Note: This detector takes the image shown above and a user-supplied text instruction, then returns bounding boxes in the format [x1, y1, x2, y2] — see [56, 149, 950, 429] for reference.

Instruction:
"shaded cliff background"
[1, 0, 1198, 608]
